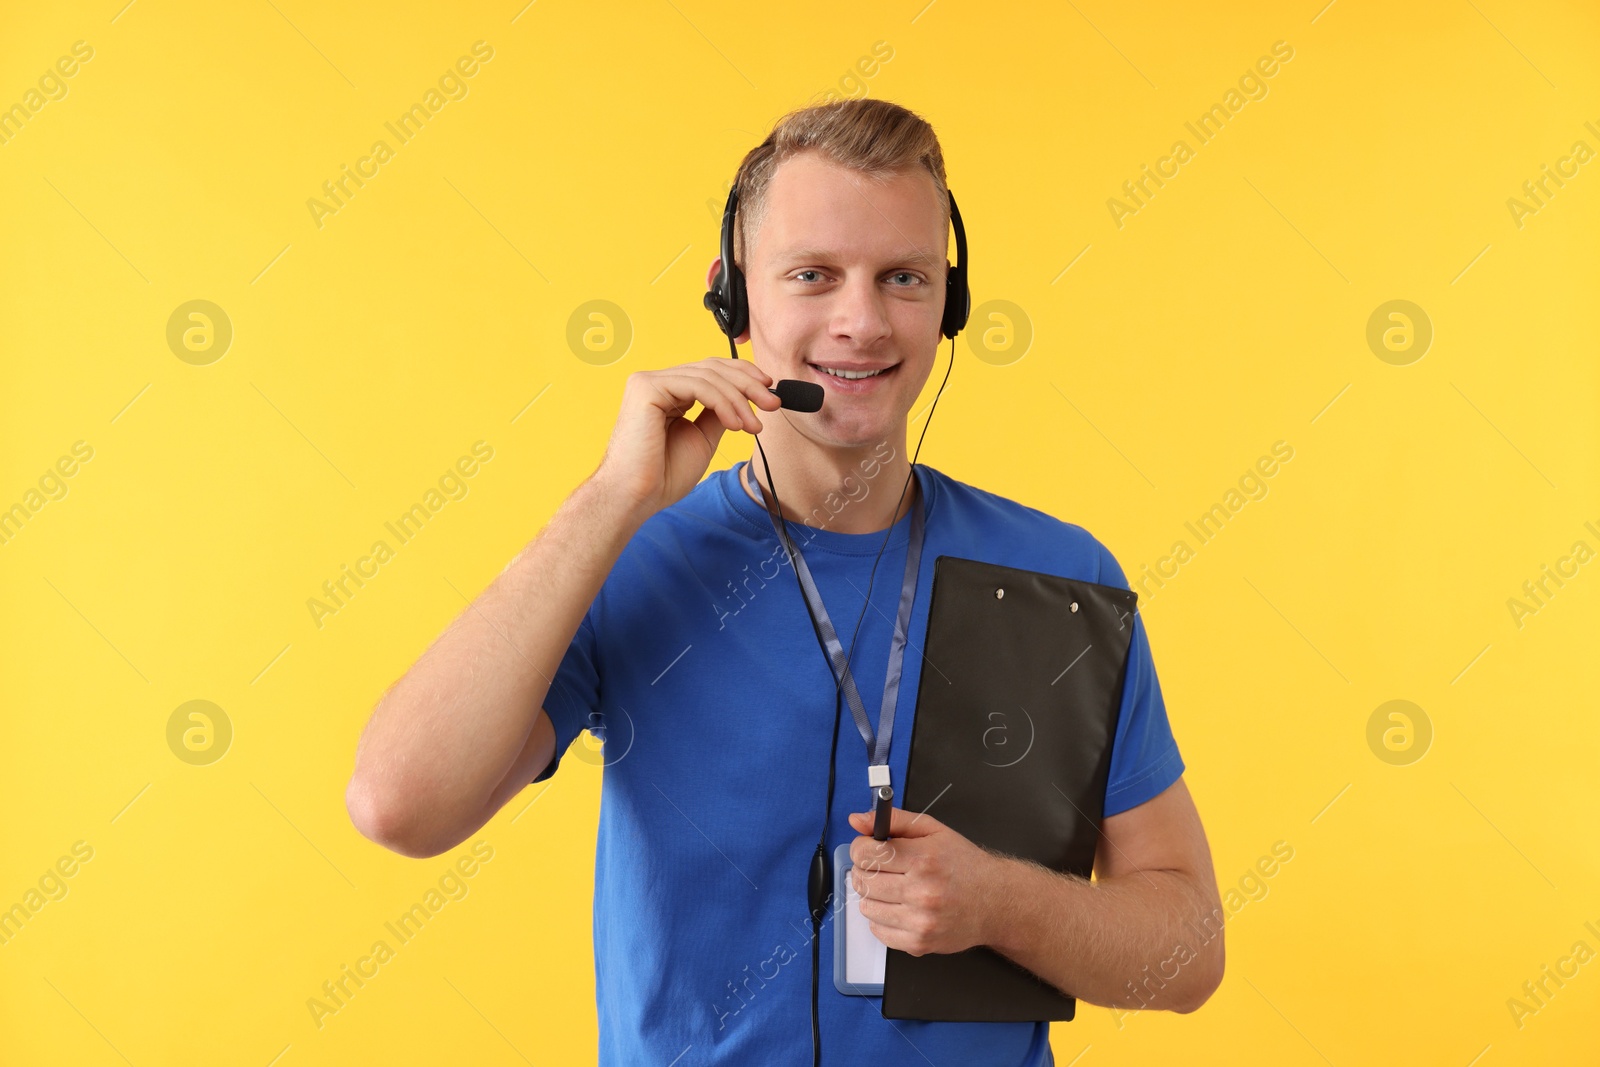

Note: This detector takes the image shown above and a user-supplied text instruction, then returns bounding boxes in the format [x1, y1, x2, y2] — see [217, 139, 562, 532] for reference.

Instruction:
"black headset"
[703, 181, 970, 343]
[700, 160, 971, 1067]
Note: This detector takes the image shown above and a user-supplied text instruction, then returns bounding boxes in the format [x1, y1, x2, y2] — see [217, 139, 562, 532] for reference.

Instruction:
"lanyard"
[748, 462, 926, 821]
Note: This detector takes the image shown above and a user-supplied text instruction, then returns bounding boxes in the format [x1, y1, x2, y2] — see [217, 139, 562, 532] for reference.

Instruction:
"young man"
[347, 99, 1224, 1064]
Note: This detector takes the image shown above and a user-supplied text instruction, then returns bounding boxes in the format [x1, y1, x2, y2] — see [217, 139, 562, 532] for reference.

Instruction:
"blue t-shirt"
[538, 459, 1185, 1066]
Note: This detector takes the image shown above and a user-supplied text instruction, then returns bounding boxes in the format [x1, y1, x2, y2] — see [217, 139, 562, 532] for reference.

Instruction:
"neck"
[743, 436, 916, 535]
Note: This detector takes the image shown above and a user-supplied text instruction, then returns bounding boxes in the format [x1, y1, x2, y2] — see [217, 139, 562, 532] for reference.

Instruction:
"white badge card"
[832, 842, 887, 995]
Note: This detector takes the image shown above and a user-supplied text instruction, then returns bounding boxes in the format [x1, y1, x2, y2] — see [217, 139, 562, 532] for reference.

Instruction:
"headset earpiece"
[705, 186, 749, 340]
[941, 189, 970, 340]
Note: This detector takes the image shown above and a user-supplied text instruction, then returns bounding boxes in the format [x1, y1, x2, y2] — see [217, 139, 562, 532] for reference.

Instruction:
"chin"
[807, 413, 905, 451]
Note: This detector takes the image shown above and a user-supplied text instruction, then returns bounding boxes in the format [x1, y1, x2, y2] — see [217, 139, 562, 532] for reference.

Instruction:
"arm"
[982, 776, 1225, 1013]
[345, 471, 648, 859]
[345, 357, 782, 859]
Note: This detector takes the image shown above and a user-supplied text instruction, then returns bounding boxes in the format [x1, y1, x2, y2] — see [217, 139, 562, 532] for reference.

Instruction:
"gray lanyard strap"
[753, 463, 926, 772]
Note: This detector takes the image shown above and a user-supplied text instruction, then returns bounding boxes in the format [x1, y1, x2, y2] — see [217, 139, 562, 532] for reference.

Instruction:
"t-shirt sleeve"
[532, 605, 602, 784]
[1095, 539, 1185, 817]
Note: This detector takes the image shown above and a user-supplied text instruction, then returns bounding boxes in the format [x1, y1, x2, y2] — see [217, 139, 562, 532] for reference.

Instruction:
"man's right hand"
[595, 356, 785, 518]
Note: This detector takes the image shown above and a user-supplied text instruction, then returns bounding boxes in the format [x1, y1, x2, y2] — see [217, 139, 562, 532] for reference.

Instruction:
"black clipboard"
[880, 554, 1139, 1022]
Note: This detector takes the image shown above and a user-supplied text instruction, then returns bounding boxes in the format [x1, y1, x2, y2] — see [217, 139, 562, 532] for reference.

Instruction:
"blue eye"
[795, 270, 822, 283]
[890, 272, 920, 286]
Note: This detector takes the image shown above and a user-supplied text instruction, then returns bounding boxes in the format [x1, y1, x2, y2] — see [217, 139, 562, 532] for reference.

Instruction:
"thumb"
[684, 405, 728, 457]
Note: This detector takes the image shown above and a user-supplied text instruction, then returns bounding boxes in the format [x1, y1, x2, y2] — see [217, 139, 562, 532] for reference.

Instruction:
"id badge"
[832, 842, 887, 995]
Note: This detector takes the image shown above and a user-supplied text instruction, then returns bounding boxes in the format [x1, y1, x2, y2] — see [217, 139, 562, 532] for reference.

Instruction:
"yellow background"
[3, 0, 1597, 1063]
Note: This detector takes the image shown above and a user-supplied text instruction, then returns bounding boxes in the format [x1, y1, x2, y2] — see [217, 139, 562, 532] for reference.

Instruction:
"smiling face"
[709, 151, 950, 450]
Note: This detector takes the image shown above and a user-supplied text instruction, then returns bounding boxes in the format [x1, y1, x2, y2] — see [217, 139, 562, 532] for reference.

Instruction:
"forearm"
[348, 470, 648, 851]
[982, 854, 1224, 1014]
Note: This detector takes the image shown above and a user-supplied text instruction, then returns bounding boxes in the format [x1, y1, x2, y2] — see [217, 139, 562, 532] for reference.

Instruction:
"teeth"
[817, 366, 887, 380]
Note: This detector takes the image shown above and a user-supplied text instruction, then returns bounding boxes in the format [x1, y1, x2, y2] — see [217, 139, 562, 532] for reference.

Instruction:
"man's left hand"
[846, 806, 1004, 957]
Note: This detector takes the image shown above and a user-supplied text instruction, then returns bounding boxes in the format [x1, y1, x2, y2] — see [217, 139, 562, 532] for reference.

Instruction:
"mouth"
[805, 360, 899, 393]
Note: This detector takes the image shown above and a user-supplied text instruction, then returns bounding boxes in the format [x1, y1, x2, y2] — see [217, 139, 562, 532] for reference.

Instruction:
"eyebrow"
[777, 247, 944, 267]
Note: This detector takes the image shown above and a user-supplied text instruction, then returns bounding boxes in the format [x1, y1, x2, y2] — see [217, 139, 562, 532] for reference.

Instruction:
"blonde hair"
[731, 98, 950, 270]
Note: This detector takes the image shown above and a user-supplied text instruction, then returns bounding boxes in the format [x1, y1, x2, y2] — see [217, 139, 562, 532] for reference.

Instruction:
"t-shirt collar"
[718, 459, 930, 557]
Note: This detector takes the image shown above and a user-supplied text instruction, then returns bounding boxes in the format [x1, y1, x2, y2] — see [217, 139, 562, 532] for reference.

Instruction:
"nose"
[830, 274, 892, 347]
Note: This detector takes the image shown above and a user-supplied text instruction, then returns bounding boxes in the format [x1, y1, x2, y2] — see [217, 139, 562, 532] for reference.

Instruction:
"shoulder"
[599, 467, 756, 588]
[634, 466, 749, 548]
[923, 466, 1131, 591]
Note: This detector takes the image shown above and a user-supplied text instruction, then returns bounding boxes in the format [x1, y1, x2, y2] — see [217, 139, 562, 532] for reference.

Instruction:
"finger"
[677, 367, 769, 432]
[866, 918, 908, 953]
[852, 866, 908, 903]
[628, 371, 704, 420]
[713, 361, 787, 406]
[684, 405, 727, 460]
[642, 370, 757, 434]
[858, 895, 911, 933]
[694, 358, 780, 415]
[678, 369, 771, 431]
[849, 807, 940, 840]
[850, 836, 907, 874]
[698, 353, 773, 387]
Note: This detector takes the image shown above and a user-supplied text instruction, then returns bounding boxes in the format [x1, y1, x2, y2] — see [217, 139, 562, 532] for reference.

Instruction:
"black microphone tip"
[771, 379, 824, 413]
